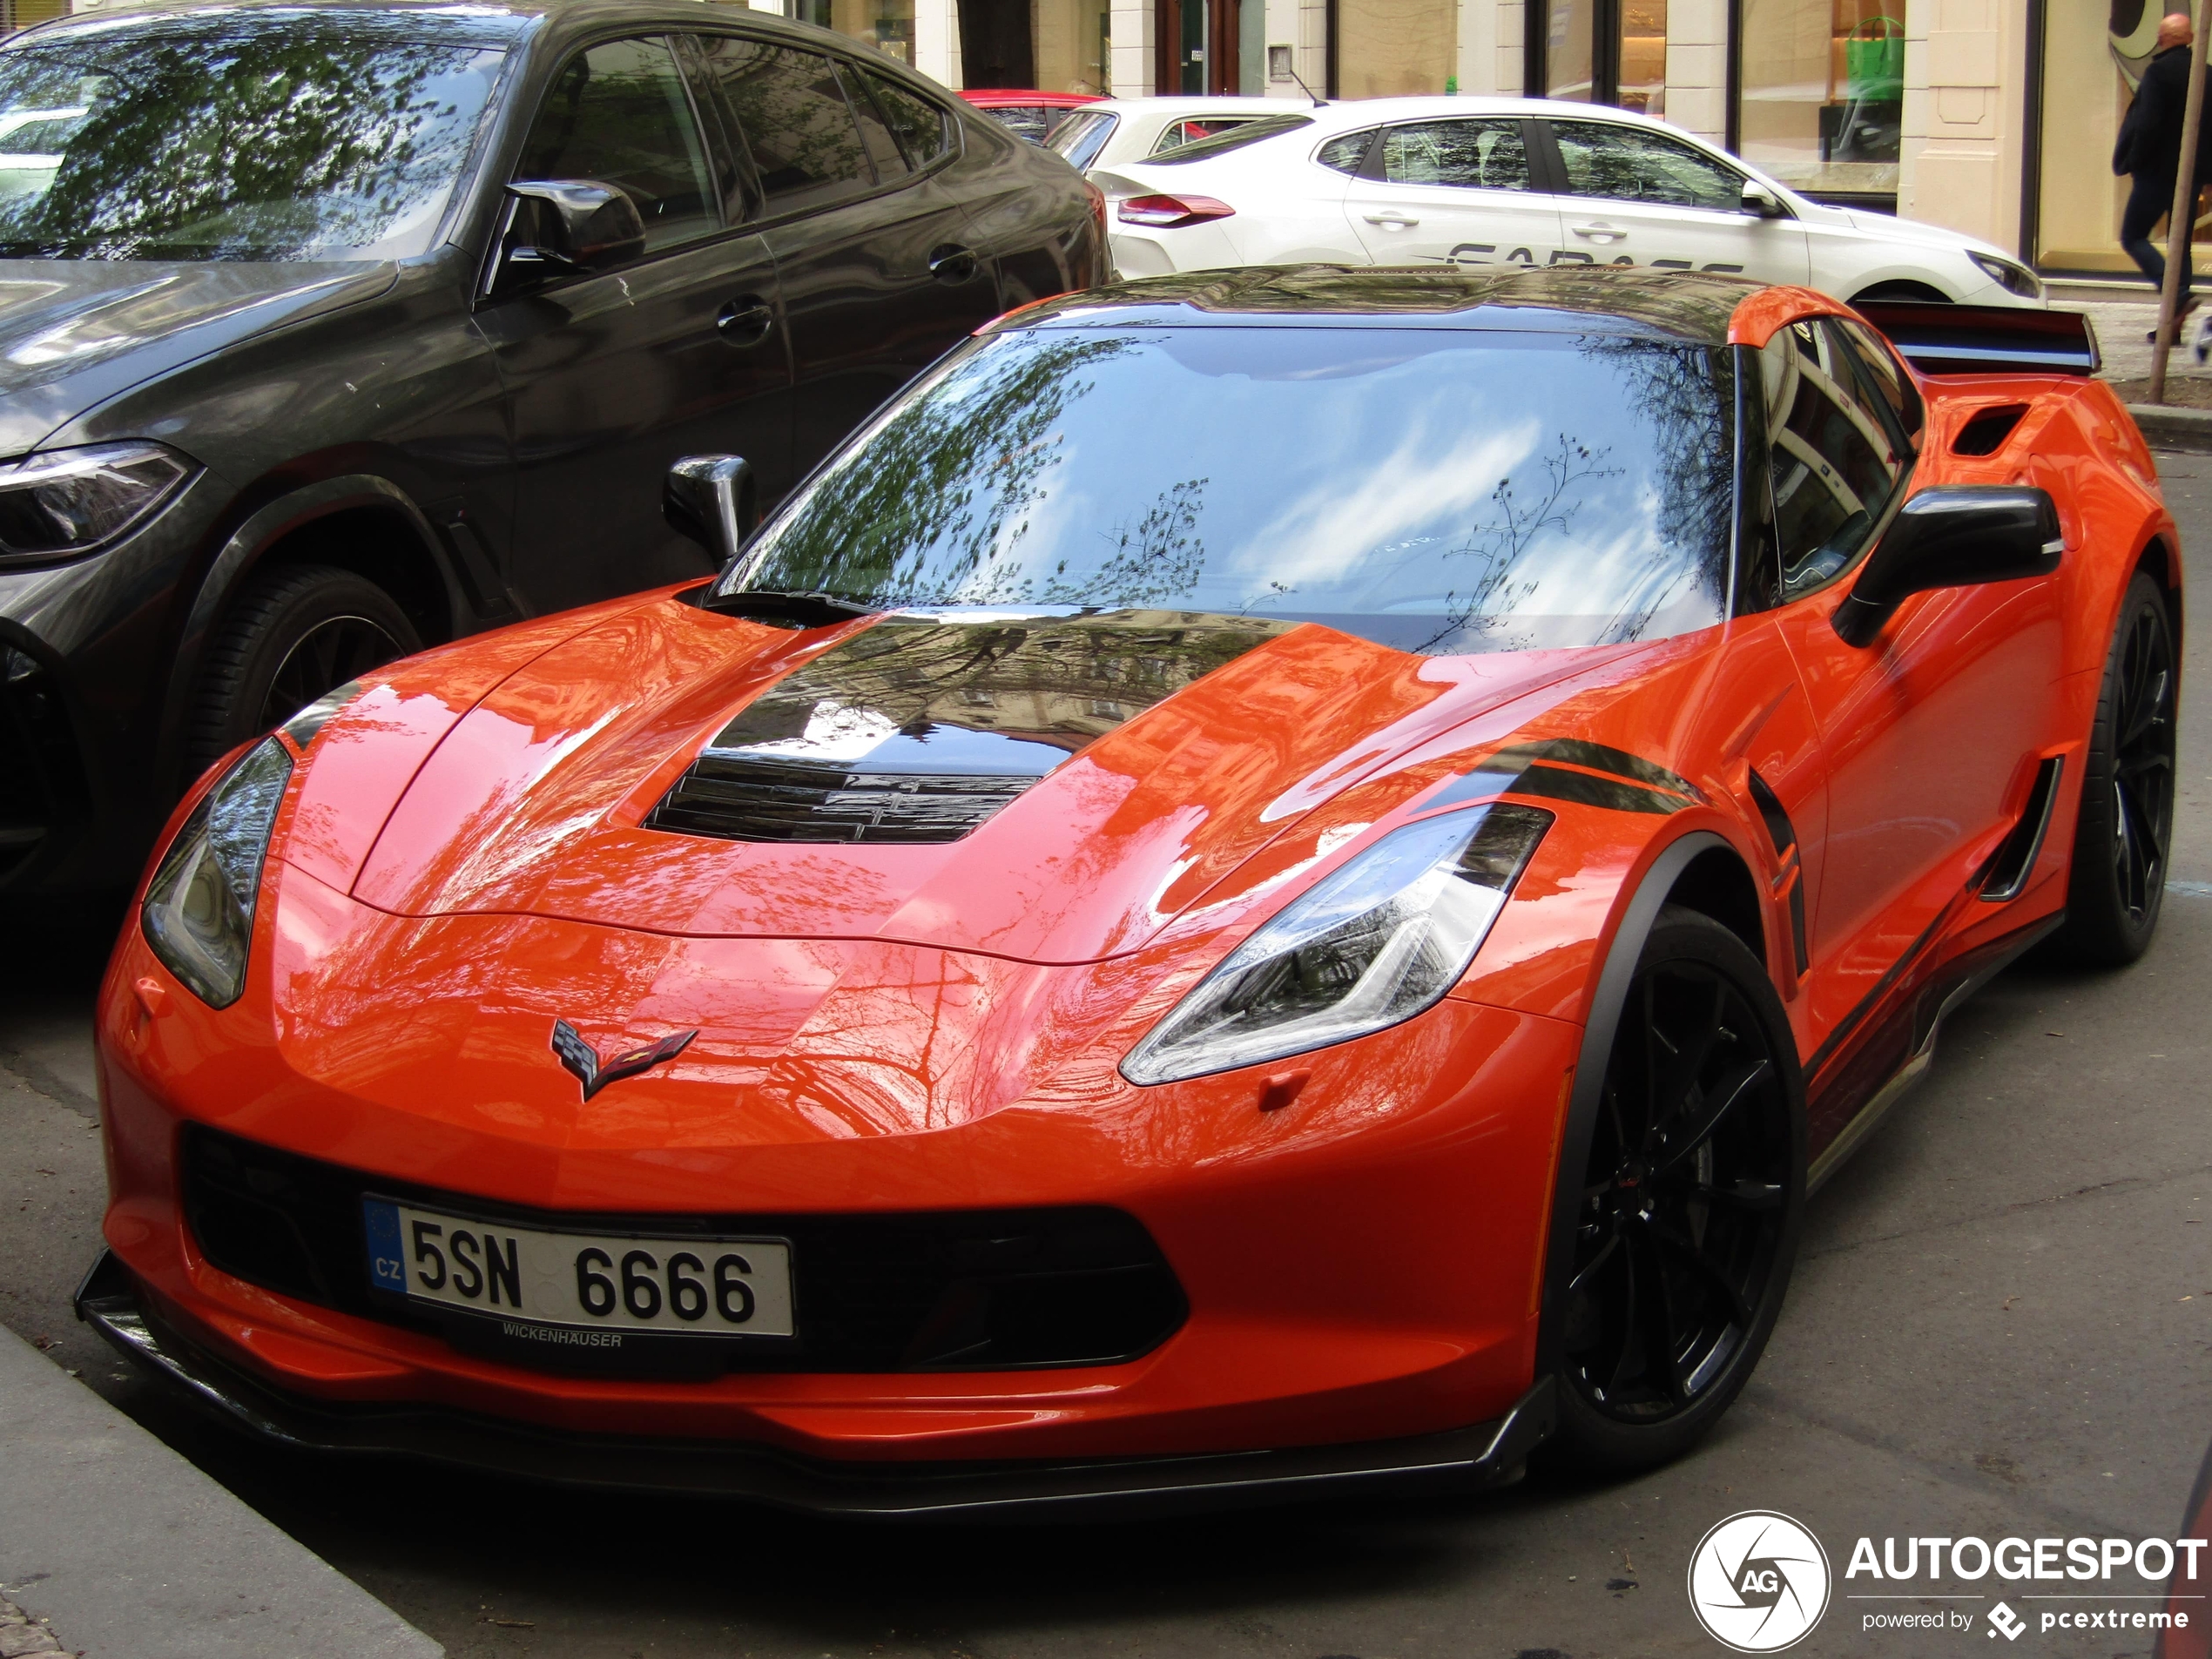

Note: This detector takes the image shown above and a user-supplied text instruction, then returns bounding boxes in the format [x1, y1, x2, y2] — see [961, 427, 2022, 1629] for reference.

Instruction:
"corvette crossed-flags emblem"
[550, 1020, 697, 1100]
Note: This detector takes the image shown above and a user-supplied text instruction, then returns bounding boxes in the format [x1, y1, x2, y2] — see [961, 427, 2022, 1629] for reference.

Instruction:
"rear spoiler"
[1854, 302, 2101, 377]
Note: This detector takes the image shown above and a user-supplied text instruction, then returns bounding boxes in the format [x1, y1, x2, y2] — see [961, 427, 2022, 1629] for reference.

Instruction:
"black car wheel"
[191, 564, 421, 772]
[1549, 907, 1805, 1473]
[2048, 570, 2177, 966]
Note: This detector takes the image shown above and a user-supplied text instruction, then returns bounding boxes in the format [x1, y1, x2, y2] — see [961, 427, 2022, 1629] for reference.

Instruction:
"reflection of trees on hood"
[0, 24, 489, 258]
[746, 333, 1136, 604]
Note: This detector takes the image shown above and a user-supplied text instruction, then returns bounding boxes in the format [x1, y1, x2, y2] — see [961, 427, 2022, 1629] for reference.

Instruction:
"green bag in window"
[1845, 16, 1905, 102]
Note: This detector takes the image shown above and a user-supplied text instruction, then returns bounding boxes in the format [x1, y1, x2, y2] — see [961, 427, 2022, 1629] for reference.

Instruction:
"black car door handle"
[716, 296, 774, 345]
[927, 244, 981, 285]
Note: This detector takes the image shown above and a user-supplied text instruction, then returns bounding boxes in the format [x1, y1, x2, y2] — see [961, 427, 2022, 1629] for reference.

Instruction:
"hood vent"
[647, 610, 1291, 846]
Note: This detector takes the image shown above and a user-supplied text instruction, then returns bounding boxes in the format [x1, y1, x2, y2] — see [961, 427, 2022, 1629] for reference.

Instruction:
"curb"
[2127, 401, 2212, 455]
[0, 1325, 443, 1659]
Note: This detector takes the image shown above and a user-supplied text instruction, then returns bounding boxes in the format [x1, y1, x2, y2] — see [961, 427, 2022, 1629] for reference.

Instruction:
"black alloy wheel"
[2050, 571, 2177, 966]
[190, 563, 421, 772]
[1550, 907, 1804, 1473]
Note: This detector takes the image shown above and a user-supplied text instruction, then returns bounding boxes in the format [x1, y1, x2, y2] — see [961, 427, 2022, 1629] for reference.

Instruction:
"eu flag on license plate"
[362, 1198, 405, 1292]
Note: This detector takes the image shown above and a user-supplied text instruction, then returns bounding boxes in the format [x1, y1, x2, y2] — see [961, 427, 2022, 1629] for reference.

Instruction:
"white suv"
[1088, 97, 2044, 307]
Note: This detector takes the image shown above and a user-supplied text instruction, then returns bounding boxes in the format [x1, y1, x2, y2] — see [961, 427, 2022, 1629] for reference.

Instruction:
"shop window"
[1738, 0, 1900, 200]
[786, 0, 916, 65]
[2033, 0, 2210, 273]
[1534, 0, 1664, 111]
[1336, 0, 1456, 97]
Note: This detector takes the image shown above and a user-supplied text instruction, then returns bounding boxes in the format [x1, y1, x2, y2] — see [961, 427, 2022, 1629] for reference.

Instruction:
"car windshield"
[0, 16, 508, 260]
[720, 324, 1736, 655]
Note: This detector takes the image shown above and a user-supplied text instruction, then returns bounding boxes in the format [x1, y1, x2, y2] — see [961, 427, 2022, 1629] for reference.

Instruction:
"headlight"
[1121, 802, 1553, 1086]
[1968, 252, 2042, 300]
[141, 738, 293, 1008]
[0, 441, 192, 562]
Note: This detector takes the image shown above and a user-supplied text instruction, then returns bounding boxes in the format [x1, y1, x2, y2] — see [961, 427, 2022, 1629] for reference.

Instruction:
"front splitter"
[76, 1250, 1555, 1521]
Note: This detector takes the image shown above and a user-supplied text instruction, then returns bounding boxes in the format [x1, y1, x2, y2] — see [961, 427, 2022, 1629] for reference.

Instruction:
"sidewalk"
[0, 1319, 444, 1659]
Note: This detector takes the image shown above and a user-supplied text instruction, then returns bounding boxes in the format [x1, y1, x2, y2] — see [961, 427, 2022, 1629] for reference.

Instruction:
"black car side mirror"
[1831, 485, 2062, 646]
[1741, 182, 1787, 219]
[664, 455, 758, 565]
[493, 180, 646, 292]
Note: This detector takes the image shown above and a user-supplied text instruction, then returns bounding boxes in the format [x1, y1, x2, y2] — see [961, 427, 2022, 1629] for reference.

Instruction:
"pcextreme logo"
[1688, 1511, 1833, 1652]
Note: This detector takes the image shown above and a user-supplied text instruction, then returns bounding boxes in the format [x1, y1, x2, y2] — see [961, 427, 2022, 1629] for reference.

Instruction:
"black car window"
[1834, 317, 1924, 448]
[1316, 129, 1376, 173]
[838, 63, 908, 179]
[0, 16, 507, 260]
[1551, 119, 1742, 212]
[719, 326, 1737, 656]
[697, 36, 875, 212]
[860, 69, 952, 167]
[516, 37, 717, 253]
[1047, 108, 1117, 169]
[1379, 119, 1530, 189]
[1760, 319, 1908, 600]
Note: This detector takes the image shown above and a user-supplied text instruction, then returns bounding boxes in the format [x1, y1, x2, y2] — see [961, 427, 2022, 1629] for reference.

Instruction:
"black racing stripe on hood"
[1506, 764, 1688, 815]
[1425, 738, 1703, 815]
[648, 609, 1295, 844]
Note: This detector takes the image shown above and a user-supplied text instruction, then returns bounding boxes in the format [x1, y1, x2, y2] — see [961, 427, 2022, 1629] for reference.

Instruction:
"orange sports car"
[79, 268, 2175, 1515]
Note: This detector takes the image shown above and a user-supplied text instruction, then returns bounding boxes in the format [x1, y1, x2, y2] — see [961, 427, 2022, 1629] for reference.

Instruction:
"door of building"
[1156, 0, 1241, 93]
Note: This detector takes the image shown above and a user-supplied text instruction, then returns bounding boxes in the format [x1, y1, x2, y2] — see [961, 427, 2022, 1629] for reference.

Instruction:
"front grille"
[182, 1127, 1186, 1373]
[646, 752, 1042, 845]
[0, 645, 87, 885]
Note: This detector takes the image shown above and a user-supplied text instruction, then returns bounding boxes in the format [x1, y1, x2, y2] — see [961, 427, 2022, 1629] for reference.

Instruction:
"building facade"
[768, 0, 2175, 280]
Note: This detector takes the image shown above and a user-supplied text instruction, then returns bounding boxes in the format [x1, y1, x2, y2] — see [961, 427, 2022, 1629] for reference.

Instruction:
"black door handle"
[716, 296, 774, 344]
[927, 244, 981, 285]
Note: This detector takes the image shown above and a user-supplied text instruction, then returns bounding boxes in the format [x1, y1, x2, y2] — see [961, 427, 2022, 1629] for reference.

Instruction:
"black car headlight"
[0, 441, 193, 562]
[142, 738, 293, 1008]
[1968, 251, 2042, 300]
[1121, 802, 1554, 1086]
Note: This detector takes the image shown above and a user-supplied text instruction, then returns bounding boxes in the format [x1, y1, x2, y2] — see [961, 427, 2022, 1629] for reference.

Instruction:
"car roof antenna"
[1285, 64, 1326, 106]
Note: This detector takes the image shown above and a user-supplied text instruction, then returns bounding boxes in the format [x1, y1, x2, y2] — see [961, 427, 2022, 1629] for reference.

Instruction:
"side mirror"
[1741, 182, 1787, 219]
[491, 180, 645, 293]
[664, 455, 758, 565]
[1831, 486, 2062, 647]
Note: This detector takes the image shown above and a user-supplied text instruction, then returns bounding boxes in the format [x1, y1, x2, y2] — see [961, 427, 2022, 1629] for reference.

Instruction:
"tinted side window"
[1761, 319, 1908, 599]
[839, 63, 908, 178]
[1316, 129, 1376, 173]
[860, 69, 952, 167]
[1835, 318, 1923, 448]
[1552, 120, 1742, 212]
[1047, 109, 1117, 169]
[516, 37, 717, 252]
[698, 37, 874, 213]
[1379, 119, 1529, 189]
[1151, 117, 1256, 152]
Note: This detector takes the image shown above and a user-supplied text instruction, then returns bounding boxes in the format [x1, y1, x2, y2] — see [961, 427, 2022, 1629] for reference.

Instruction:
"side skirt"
[1804, 910, 2064, 1194]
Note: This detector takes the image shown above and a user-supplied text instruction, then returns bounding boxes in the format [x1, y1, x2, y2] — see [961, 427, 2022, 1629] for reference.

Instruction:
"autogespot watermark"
[1687, 1516, 2205, 1647]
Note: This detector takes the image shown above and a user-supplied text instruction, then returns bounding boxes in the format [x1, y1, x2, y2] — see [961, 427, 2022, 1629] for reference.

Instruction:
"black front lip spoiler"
[75, 1250, 1555, 1521]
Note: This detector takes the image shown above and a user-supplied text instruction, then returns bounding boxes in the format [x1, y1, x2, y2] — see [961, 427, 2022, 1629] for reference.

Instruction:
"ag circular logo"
[1687, 1510, 1831, 1652]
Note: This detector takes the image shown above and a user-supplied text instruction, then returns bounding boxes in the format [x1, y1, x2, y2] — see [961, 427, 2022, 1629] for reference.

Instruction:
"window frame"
[1536, 115, 1782, 218]
[477, 28, 729, 300]
[686, 31, 960, 232]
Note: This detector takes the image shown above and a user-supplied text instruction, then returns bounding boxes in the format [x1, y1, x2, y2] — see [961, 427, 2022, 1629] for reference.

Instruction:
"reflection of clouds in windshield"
[1233, 411, 1541, 596]
[1507, 514, 1683, 626]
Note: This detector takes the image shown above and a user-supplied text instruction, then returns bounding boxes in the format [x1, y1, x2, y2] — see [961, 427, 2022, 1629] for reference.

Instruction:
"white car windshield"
[720, 323, 1737, 655]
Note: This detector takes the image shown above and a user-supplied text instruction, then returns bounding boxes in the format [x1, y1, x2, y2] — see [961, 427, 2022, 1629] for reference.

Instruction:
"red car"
[81, 269, 2172, 1515]
[958, 88, 1097, 144]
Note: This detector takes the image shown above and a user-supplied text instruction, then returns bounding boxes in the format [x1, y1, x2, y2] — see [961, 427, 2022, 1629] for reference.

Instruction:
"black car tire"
[191, 563, 420, 770]
[1547, 906, 1805, 1474]
[2047, 570, 2177, 966]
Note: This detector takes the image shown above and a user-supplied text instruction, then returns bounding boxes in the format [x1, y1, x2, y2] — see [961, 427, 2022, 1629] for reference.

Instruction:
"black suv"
[0, 0, 1102, 899]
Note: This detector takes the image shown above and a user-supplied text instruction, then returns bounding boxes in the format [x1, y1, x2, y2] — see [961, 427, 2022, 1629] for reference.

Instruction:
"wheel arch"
[2136, 531, 2185, 656]
[155, 475, 470, 794]
[1532, 829, 1748, 1384]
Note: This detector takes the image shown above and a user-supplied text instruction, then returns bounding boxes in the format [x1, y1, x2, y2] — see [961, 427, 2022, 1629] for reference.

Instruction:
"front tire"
[2047, 571, 2177, 965]
[190, 563, 420, 772]
[1548, 907, 1806, 1474]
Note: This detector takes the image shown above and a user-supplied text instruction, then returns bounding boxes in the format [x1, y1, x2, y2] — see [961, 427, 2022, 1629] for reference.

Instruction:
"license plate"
[361, 1198, 793, 1339]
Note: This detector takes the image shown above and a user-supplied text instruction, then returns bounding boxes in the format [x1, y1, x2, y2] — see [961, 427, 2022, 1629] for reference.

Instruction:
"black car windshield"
[0, 16, 508, 260]
[720, 324, 1736, 654]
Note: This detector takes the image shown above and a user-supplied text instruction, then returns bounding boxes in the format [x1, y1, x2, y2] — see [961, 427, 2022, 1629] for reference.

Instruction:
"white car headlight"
[142, 738, 293, 1008]
[1121, 802, 1553, 1086]
[1968, 251, 2042, 300]
[0, 442, 192, 563]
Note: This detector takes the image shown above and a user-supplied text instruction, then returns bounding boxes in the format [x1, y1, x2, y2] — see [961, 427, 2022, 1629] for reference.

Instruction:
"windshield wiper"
[694, 586, 880, 629]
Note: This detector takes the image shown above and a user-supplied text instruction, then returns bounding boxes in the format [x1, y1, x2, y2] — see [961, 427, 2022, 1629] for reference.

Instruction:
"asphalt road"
[6, 453, 2212, 1659]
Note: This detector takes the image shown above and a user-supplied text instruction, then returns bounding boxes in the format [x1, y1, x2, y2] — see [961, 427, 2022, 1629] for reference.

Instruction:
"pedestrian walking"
[2114, 10, 2212, 342]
